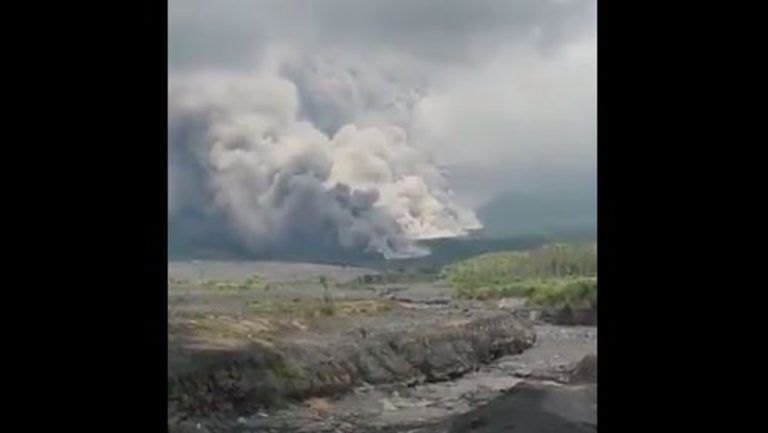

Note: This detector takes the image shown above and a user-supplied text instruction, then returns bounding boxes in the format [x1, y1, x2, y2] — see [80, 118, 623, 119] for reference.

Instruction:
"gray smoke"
[168, 0, 597, 258]
[169, 67, 481, 258]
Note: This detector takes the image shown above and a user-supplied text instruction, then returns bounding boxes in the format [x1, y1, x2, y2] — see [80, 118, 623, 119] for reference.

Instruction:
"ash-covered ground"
[168, 261, 596, 433]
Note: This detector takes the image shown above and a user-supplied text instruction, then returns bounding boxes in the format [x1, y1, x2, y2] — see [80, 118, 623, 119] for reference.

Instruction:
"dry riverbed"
[168, 261, 597, 433]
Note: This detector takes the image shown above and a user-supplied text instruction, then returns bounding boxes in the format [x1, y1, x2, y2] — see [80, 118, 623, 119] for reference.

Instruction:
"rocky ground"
[217, 325, 596, 433]
[168, 261, 597, 433]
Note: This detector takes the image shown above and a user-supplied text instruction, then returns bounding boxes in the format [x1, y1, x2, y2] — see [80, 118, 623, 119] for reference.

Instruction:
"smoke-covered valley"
[169, 67, 482, 259]
[168, 0, 596, 261]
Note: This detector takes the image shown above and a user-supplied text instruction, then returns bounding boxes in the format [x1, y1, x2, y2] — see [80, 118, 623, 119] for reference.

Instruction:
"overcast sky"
[169, 0, 596, 208]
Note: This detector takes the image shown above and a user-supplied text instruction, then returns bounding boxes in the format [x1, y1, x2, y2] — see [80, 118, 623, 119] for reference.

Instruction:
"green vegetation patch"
[269, 359, 307, 381]
[444, 243, 597, 307]
[525, 277, 597, 309]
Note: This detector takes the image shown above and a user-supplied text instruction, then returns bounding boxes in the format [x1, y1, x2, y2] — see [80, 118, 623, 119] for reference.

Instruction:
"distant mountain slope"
[477, 186, 596, 239]
[169, 184, 596, 266]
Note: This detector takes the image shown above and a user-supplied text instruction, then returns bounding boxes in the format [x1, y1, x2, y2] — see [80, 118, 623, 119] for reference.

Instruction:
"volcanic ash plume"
[168, 72, 481, 258]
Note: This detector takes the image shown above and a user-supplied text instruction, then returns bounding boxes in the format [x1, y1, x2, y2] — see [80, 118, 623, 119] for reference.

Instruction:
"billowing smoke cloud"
[278, 51, 429, 135]
[168, 0, 596, 257]
[169, 69, 481, 258]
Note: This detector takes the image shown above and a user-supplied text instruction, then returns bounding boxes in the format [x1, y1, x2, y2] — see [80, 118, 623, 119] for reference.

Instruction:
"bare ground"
[168, 261, 596, 433]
